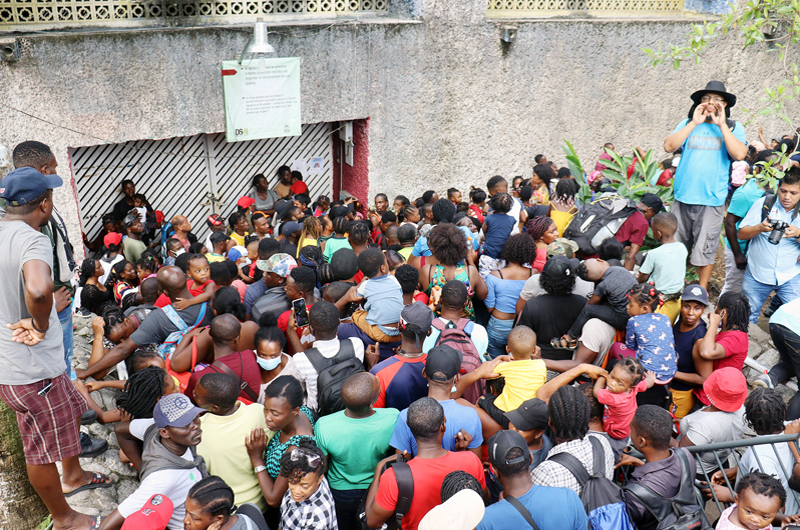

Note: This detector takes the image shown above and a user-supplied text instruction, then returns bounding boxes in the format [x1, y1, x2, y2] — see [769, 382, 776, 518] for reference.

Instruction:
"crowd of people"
[2, 80, 800, 530]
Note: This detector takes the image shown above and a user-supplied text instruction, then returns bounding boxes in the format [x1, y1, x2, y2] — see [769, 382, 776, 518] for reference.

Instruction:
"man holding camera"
[738, 167, 800, 323]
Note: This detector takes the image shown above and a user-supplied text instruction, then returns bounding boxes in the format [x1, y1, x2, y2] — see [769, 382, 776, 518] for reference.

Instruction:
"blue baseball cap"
[0, 167, 62, 206]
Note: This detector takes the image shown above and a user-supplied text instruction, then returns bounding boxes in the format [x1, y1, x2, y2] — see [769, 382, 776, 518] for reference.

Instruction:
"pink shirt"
[597, 379, 648, 439]
[716, 505, 771, 530]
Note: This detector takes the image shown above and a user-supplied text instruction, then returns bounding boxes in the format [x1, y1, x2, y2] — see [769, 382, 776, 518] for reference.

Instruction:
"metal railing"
[687, 433, 800, 516]
[0, 0, 387, 31]
[487, 0, 684, 15]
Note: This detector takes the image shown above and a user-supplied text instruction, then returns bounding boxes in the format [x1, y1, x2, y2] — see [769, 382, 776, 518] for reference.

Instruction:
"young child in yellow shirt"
[477, 325, 547, 429]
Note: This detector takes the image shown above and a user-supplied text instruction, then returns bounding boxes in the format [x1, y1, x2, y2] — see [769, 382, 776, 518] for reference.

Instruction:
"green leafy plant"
[561, 140, 593, 205]
[597, 148, 674, 206]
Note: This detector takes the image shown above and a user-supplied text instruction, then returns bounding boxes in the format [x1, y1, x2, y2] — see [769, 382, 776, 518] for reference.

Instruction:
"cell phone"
[785, 525, 800, 530]
[37, 379, 53, 397]
[292, 298, 309, 328]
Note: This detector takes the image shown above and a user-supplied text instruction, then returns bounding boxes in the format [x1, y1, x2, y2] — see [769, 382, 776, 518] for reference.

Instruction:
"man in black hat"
[663, 81, 748, 290]
[477, 430, 587, 530]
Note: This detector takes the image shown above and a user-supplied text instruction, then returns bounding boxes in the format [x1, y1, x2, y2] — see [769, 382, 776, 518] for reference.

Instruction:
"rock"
[747, 340, 763, 359]
[748, 323, 771, 347]
[755, 348, 780, 371]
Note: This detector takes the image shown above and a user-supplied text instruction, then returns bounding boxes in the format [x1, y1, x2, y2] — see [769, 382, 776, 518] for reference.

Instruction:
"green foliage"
[642, 0, 800, 133]
[561, 140, 593, 205]
[596, 148, 674, 206]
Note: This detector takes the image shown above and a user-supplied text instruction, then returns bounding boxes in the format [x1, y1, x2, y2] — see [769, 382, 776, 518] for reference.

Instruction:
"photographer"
[738, 167, 800, 324]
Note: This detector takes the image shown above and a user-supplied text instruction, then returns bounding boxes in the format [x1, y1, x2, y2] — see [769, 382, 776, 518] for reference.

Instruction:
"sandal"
[90, 516, 102, 530]
[550, 336, 578, 351]
[64, 472, 112, 497]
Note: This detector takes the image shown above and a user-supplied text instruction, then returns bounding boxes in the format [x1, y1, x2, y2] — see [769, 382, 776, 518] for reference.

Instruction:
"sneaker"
[752, 372, 775, 389]
[79, 433, 108, 458]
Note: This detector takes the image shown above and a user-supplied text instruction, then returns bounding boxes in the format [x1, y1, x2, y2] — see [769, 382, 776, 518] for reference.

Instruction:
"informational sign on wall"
[221, 57, 301, 142]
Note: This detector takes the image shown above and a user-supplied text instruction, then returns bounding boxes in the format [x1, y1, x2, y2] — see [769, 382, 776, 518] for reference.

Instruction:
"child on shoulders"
[174, 254, 216, 310]
[479, 192, 516, 277]
[594, 357, 653, 455]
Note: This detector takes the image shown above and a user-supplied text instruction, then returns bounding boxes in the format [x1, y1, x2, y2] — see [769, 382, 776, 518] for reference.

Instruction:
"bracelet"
[253, 465, 267, 474]
[31, 320, 48, 334]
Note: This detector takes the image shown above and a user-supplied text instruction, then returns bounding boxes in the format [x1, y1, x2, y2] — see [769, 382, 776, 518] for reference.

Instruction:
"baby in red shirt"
[594, 358, 655, 440]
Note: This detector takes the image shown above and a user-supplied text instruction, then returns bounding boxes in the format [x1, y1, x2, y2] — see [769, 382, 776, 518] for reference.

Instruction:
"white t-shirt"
[118, 419, 203, 530]
[293, 338, 364, 411]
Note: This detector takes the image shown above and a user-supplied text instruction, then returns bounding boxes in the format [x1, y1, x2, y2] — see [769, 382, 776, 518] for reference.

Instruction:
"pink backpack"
[432, 318, 483, 404]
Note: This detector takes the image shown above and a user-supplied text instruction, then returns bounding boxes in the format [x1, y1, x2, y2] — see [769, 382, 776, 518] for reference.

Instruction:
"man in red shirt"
[614, 193, 663, 270]
[364, 397, 486, 530]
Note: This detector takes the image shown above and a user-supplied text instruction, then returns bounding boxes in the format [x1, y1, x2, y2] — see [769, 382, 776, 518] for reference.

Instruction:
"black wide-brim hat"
[690, 80, 736, 108]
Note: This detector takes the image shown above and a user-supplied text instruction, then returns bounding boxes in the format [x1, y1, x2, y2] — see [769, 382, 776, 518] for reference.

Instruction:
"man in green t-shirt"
[314, 372, 399, 530]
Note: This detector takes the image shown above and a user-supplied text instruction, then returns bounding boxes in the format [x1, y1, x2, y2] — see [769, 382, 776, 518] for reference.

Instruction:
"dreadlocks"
[116, 366, 167, 419]
[717, 291, 751, 332]
[744, 387, 786, 436]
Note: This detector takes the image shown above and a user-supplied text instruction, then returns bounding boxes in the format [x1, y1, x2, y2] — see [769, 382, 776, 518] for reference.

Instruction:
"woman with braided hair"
[184, 475, 268, 530]
[524, 215, 559, 273]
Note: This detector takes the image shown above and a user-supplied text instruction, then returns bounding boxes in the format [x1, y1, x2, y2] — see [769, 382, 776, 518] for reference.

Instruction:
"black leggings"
[567, 304, 629, 340]
[767, 323, 800, 420]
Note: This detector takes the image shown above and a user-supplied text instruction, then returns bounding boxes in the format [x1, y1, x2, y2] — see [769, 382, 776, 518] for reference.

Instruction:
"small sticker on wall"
[309, 157, 324, 174]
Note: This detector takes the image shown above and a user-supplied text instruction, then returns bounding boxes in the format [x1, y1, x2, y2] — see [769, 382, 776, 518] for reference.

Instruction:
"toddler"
[479, 192, 516, 276]
[279, 441, 336, 530]
[717, 472, 797, 529]
[448, 187, 462, 206]
[478, 326, 547, 430]
[346, 248, 404, 343]
[626, 283, 678, 383]
[135, 255, 158, 282]
[552, 258, 638, 350]
[132, 193, 148, 224]
[173, 254, 216, 310]
[594, 357, 652, 445]
[637, 212, 687, 323]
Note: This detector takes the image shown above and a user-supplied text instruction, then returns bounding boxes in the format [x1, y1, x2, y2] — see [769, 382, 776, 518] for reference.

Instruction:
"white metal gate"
[70, 122, 333, 242]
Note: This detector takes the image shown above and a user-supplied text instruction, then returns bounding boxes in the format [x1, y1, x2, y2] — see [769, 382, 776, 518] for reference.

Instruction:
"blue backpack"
[548, 436, 635, 530]
[157, 303, 207, 359]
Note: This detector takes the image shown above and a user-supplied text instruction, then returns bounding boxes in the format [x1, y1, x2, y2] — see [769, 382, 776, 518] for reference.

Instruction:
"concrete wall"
[0, 0, 791, 256]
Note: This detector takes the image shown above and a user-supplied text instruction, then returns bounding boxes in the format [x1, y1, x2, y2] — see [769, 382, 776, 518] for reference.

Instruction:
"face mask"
[257, 356, 282, 371]
[172, 249, 186, 258]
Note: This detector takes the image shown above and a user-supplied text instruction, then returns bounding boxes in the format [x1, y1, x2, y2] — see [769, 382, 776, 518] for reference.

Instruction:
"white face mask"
[257, 355, 282, 371]
[172, 248, 186, 258]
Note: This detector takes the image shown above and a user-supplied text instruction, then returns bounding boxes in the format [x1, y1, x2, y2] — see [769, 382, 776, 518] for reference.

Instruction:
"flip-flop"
[64, 472, 112, 497]
[90, 516, 102, 530]
[550, 336, 578, 351]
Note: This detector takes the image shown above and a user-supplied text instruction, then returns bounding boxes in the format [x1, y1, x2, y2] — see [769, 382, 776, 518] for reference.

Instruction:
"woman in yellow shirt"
[549, 179, 579, 237]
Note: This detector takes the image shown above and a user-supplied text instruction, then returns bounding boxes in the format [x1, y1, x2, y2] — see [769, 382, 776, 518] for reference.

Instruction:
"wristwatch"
[253, 465, 267, 474]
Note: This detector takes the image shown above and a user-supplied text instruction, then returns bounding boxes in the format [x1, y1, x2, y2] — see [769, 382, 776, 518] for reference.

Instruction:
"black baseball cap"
[424, 345, 462, 382]
[0, 167, 62, 206]
[541, 255, 579, 280]
[504, 398, 549, 431]
[639, 193, 664, 214]
[329, 204, 354, 220]
[488, 430, 529, 467]
[210, 232, 231, 244]
[682, 284, 709, 306]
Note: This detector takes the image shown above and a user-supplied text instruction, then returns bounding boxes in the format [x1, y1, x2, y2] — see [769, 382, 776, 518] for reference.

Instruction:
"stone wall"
[0, 0, 791, 255]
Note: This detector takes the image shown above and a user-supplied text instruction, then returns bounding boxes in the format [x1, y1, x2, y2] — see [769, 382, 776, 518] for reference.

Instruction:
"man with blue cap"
[0, 165, 105, 529]
[100, 393, 208, 529]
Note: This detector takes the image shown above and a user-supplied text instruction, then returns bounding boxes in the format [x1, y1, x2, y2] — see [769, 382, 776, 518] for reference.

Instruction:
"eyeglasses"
[700, 96, 725, 103]
[289, 448, 322, 468]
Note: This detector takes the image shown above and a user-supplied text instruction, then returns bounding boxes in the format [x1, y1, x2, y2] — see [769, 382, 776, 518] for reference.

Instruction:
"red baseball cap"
[120, 494, 174, 530]
[206, 214, 224, 227]
[104, 232, 122, 247]
[154, 210, 165, 224]
[703, 367, 747, 412]
[237, 196, 255, 209]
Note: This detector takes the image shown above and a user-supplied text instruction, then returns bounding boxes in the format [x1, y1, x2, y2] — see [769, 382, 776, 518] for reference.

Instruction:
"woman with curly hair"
[484, 234, 536, 358]
[420, 224, 487, 321]
[525, 216, 559, 272]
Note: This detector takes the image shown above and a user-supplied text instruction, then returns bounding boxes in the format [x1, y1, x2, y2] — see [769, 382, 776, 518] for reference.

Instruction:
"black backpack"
[563, 193, 637, 256]
[548, 436, 635, 530]
[622, 448, 712, 530]
[357, 454, 414, 530]
[304, 340, 364, 416]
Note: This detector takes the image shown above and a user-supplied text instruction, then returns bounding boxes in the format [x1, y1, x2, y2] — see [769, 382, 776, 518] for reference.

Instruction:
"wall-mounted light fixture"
[501, 25, 517, 44]
[239, 19, 275, 64]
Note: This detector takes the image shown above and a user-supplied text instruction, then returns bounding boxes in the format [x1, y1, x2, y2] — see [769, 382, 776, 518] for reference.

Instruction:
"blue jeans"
[58, 302, 75, 380]
[742, 270, 800, 324]
[486, 316, 515, 359]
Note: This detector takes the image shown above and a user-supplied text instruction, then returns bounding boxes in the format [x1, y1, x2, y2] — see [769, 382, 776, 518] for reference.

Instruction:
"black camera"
[768, 219, 790, 245]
